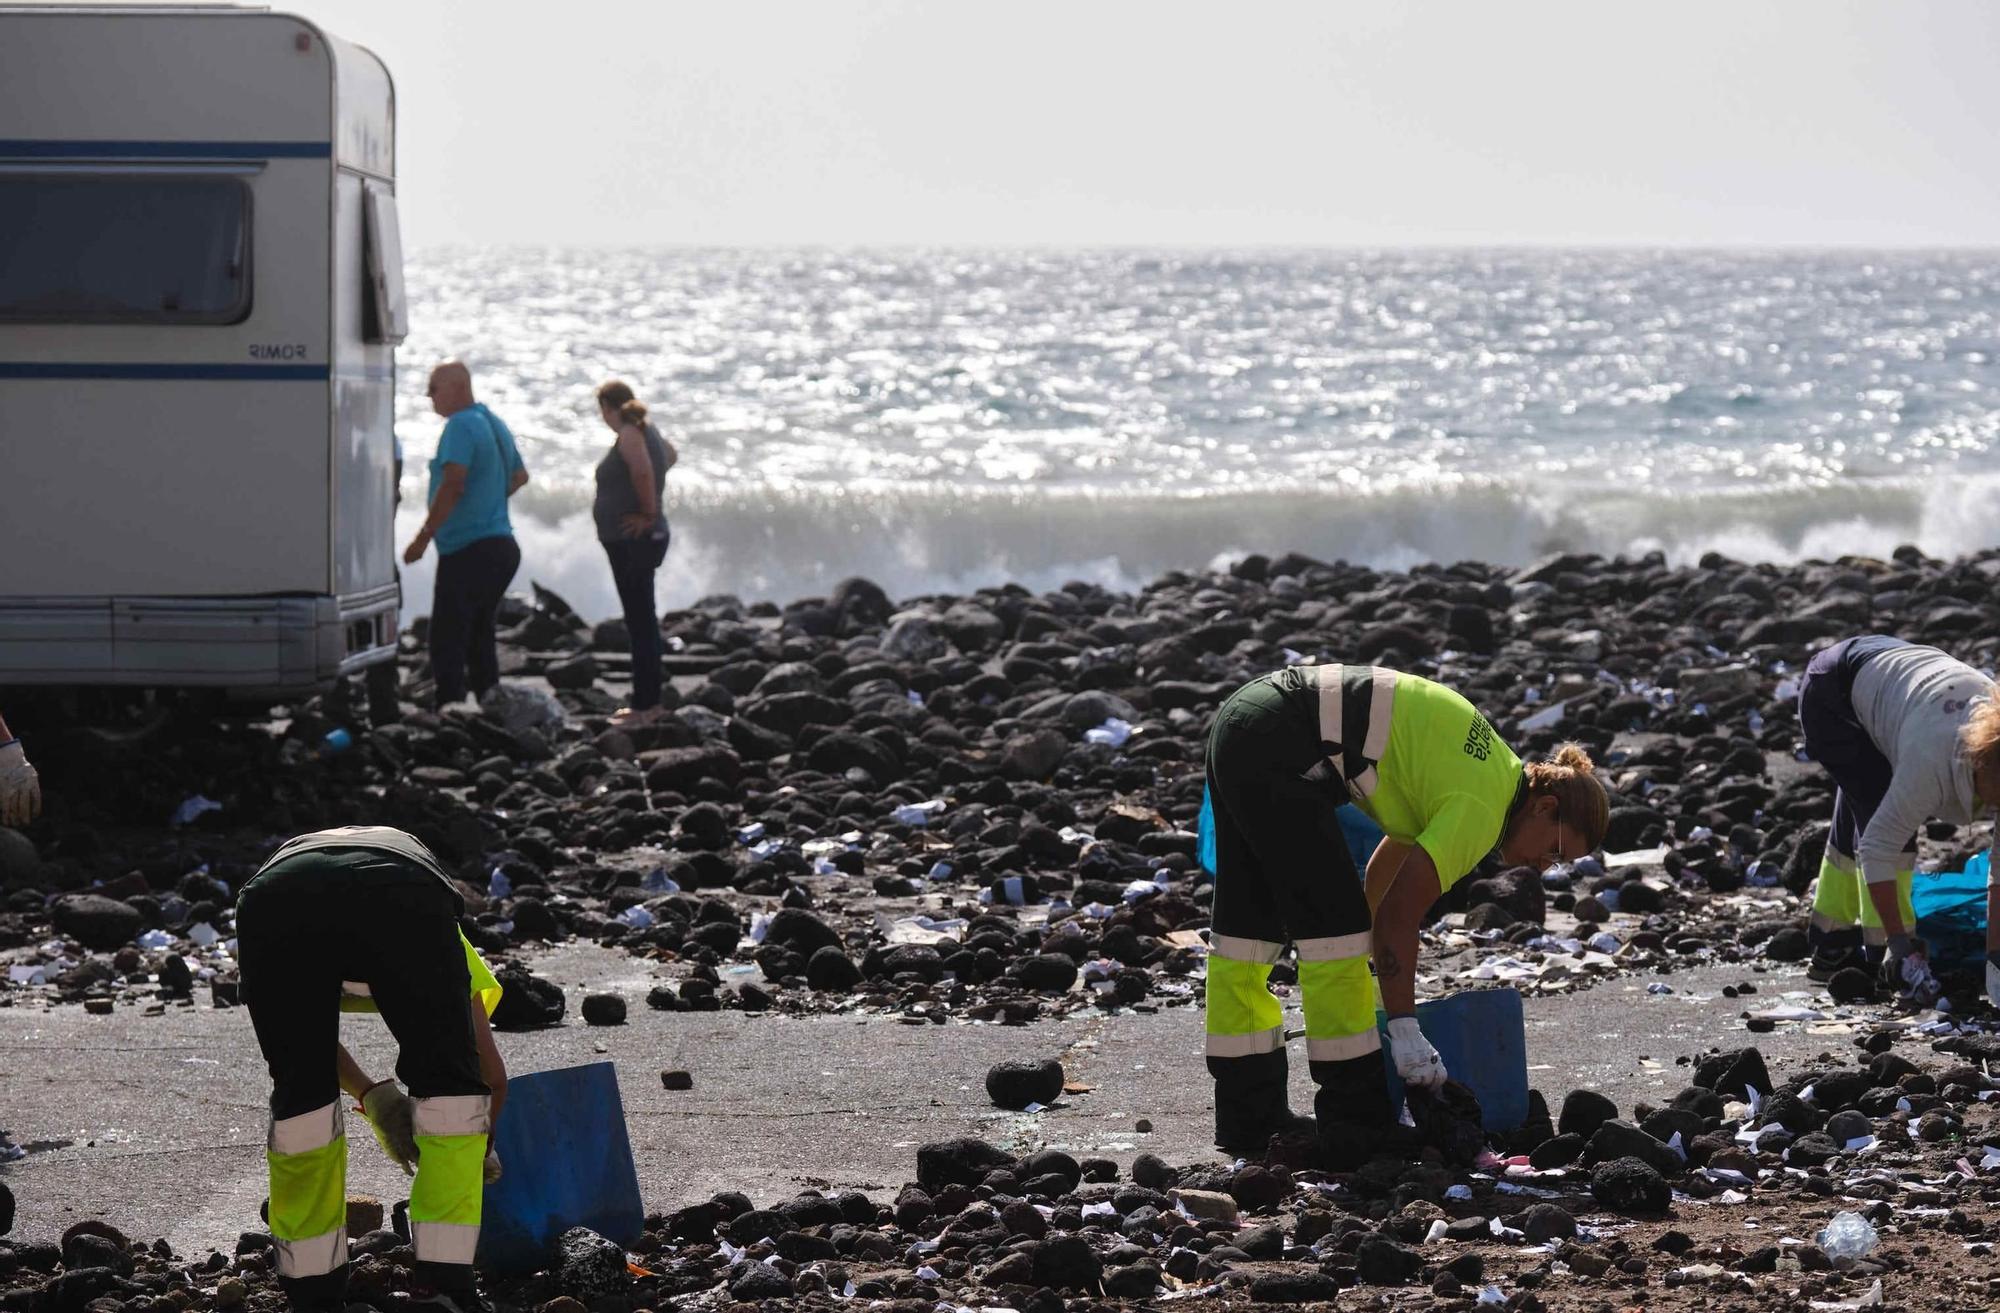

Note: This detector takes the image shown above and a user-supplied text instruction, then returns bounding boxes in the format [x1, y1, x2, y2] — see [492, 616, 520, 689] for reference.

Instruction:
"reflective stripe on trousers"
[409, 1094, 490, 1268]
[1205, 942, 1284, 1058]
[1297, 934, 1380, 1061]
[1810, 851, 1915, 945]
[266, 1099, 349, 1279]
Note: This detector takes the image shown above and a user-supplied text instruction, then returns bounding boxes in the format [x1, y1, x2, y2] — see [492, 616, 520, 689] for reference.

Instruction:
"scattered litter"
[169, 795, 222, 827]
[186, 922, 220, 948]
[1519, 701, 1566, 731]
[641, 867, 679, 894]
[1816, 1211, 1878, 1260]
[488, 867, 512, 899]
[618, 905, 654, 929]
[1084, 717, 1134, 747]
[135, 929, 173, 950]
[891, 800, 948, 827]
[1809, 1279, 1883, 1311]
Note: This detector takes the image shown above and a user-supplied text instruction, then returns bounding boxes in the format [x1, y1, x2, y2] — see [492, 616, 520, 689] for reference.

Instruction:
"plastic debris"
[618, 905, 655, 929]
[187, 922, 220, 948]
[7, 965, 47, 986]
[1816, 1211, 1878, 1260]
[736, 822, 766, 844]
[926, 861, 954, 881]
[320, 727, 353, 757]
[480, 681, 566, 732]
[169, 795, 223, 827]
[1519, 701, 1567, 731]
[1084, 717, 1134, 747]
[1476, 1287, 1507, 1306]
[890, 800, 948, 826]
[488, 867, 513, 900]
[1809, 1279, 1883, 1311]
[136, 929, 173, 950]
[642, 867, 679, 894]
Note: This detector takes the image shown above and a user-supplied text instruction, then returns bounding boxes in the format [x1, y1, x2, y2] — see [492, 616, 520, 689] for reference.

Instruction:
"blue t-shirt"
[428, 403, 525, 555]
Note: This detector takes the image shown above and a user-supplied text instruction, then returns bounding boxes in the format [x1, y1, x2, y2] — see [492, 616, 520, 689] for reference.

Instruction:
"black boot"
[1311, 1049, 1404, 1170]
[1210, 1049, 1314, 1156]
[1806, 926, 1865, 982]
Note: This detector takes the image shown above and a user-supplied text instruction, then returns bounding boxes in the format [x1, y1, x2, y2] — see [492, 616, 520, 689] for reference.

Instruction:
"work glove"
[1985, 951, 2000, 1010]
[361, 1081, 419, 1176]
[484, 1148, 503, 1184]
[1882, 934, 1940, 1007]
[1386, 1016, 1448, 1089]
[0, 740, 40, 827]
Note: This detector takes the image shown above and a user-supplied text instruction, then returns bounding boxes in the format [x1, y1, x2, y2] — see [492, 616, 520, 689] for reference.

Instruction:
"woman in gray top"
[593, 380, 676, 722]
[1798, 634, 2000, 1005]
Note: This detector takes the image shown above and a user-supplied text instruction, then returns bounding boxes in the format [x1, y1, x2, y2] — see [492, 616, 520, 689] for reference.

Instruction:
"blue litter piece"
[1379, 988, 1530, 1131]
[1198, 782, 1384, 876]
[477, 1062, 644, 1275]
[1914, 854, 1990, 971]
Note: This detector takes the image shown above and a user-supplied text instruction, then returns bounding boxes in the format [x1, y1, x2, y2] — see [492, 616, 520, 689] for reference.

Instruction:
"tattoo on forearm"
[1378, 946, 1401, 979]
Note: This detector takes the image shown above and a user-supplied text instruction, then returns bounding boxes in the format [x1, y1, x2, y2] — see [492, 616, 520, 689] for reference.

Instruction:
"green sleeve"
[1414, 793, 1506, 893]
[460, 930, 502, 1016]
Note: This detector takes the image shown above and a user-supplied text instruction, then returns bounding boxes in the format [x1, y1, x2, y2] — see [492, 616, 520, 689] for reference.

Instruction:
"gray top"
[1850, 644, 1994, 884]
[592, 421, 672, 544]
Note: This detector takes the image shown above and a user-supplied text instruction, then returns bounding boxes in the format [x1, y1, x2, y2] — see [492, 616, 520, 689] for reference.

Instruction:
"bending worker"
[1798, 635, 2000, 1005]
[237, 827, 507, 1313]
[1204, 662, 1608, 1161]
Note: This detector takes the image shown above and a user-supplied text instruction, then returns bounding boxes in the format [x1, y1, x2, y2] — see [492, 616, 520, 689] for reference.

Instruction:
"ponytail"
[596, 379, 646, 429]
[1522, 741, 1610, 850]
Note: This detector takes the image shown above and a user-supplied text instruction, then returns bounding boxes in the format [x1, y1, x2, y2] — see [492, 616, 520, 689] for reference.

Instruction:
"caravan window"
[362, 182, 409, 344]
[0, 174, 252, 324]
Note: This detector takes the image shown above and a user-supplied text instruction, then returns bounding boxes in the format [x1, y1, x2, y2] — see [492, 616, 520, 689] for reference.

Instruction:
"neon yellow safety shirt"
[1354, 671, 1522, 890]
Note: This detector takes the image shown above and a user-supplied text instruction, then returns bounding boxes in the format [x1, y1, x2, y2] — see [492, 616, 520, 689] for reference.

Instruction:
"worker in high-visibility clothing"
[237, 827, 508, 1313]
[1203, 663, 1608, 1162]
[1796, 636, 2000, 1005]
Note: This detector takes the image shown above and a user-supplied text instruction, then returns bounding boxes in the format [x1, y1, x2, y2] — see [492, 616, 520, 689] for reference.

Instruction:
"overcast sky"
[287, 0, 2000, 248]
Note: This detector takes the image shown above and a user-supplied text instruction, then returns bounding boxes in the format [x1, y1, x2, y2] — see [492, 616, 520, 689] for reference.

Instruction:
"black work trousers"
[429, 534, 520, 707]
[603, 530, 670, 711]
[237, 849, 487, 1302]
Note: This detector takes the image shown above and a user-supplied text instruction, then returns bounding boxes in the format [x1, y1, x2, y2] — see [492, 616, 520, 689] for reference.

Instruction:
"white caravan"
[0, 5, 406, 695]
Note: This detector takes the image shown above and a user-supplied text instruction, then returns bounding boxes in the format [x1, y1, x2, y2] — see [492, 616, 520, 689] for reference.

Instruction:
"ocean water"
[390, 249, 2000, 622]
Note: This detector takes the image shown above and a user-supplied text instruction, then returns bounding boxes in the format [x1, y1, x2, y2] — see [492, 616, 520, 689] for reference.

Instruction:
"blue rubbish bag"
[1198, 783, 1384, 876]
[1914, 853, 1990, 972]
[1379, 988, 1530, 1132]
[477, 1062, 644, 1275]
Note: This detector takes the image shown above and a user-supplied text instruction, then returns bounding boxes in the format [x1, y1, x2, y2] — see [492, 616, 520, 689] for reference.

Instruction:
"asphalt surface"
[0, 943, 1831, 1257]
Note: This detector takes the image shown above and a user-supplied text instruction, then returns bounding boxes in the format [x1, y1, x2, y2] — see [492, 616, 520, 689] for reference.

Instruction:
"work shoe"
[401, 1287, 493, 1313]
[1215, 1107, 1317, 1158]
[1807, 940, 1868, 982]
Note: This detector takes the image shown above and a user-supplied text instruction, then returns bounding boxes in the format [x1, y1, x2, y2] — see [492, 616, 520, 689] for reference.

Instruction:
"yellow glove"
[361, 1081, 419, 1175]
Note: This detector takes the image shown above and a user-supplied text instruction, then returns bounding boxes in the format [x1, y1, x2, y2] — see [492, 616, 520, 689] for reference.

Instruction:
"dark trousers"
[1204, 677, 1387, 1142]
[603, 532, 669, 710]
[430, 535, 520, 707]
[1798, 635, 1915, 862]
[238, 850, 486, 1301]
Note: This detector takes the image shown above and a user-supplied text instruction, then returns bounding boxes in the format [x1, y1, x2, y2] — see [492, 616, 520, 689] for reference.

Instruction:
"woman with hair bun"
[1202, 662, 1608, 1164]
[1794, 635, 2000, 1007]
[592, 380, 678, 724]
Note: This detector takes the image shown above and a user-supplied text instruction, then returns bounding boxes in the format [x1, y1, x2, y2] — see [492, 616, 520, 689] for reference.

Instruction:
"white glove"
[1387, 1016, 1448, 1089]
[0, 741, 40, 827]
[361, 1081, 419, 1175]
[483, 1148, 503, 1184]
[1987, 954, 2000, 1009]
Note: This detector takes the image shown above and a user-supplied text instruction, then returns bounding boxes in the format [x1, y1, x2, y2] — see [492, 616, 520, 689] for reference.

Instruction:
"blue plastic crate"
[477, 1061, 644, 1275]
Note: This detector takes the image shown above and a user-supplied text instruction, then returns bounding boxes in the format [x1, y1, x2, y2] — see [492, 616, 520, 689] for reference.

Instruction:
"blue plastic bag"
[1198, 783, 1384, 875]
[477, 1062, 644, 1275]
[1914, 853, 1990, 971]
[1379, 988, 1530, 1131]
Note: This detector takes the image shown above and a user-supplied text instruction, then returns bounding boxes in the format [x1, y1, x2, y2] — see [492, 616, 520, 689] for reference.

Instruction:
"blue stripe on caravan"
[0, 363, 330, 381]
[0, 140, 331, 160]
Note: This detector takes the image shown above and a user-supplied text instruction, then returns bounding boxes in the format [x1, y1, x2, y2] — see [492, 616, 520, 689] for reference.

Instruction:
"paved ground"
[0, 945, 1831, 1257]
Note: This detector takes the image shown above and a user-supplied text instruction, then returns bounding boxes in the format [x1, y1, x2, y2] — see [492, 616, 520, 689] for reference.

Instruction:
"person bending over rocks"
[1797, 635, 2000, 1007]
[1202, 662, 1607, 1165]
[237, 827, 508, 1313]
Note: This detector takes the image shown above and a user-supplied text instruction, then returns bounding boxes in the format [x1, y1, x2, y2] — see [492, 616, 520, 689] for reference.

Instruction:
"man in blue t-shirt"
[403, 361, 529, 708]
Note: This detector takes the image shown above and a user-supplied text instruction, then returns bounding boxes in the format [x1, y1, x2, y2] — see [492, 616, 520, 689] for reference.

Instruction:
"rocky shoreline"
[7, 544, 2000, 1019]
[9, 544, 2000, 1308]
